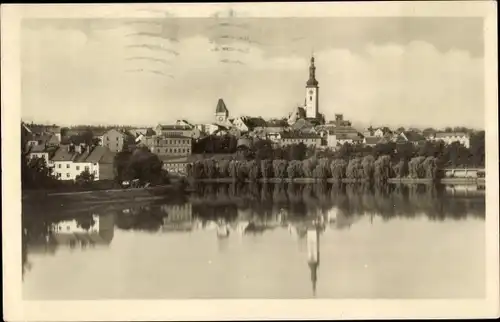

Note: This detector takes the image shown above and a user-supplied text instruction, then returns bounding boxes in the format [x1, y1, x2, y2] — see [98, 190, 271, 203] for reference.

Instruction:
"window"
[116, 137, 119, 141]
[107, 137, 110, 141]
[66, 164, 70, 169]
[57, 173, 61, 178]
[58, 164, 61, 169]
[93, 163, 97, 166]
[66, 173, 70, 178]
[310, 96, 312, 101]
[85, 166, 89, 171]
[76, 166, 80, 171]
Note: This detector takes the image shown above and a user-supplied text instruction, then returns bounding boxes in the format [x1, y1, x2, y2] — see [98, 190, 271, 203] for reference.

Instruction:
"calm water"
[22, 183, 485, 299]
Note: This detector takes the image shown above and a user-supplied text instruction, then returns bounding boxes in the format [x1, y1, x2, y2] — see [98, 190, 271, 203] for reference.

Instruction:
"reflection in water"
[22, 183, 485, 299]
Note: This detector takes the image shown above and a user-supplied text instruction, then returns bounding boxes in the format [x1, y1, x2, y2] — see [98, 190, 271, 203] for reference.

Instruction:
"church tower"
[305, 56, 319, 119]
[215, 98, 229, 124]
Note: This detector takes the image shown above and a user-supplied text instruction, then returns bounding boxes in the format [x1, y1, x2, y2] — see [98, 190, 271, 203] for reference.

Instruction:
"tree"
[247, 160, 259, 181]
[203, 158, 217, 178]
[260, 160, 272, 179]
[361, 155, 376, 181]
[217, 159, 230, 178]
[287, 160, 302, 179]
[272, 159, 288, 178]
[374, 155, 391, 182]
[301, 157, 317, 178]
[469, 131, 485, 167]
[289, 143, 307, 161]
[253, 139, 274, 160]
[330, 159, 347, 180]
[346, 158, 362, 180]
[392, 159, 409, 178]
[75, 169, 95, 185]
[318, 158, 331, 177]
[409, 156, 426, 178]
[21, 155, 59, 190]
[422, 156, 439, 180]
[228, 160, 238, 180]
[313, 162, 328, 180]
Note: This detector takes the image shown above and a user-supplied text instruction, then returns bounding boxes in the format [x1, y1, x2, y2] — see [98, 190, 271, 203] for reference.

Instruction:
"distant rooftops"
[281, 132, 321, 139]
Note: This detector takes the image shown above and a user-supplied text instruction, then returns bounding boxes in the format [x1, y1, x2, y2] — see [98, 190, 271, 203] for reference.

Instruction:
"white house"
[51, 144, 113, 181]
[432, 132, 470, 148]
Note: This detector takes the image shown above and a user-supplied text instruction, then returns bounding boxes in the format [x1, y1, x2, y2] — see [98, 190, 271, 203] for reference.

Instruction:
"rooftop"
[215, 98, 229, 114]
[157, 125, 193, 131]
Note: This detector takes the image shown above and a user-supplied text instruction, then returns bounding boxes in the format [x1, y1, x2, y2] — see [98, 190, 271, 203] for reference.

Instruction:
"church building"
[288, 56, 325, 126]
[215, 98, 229, 125]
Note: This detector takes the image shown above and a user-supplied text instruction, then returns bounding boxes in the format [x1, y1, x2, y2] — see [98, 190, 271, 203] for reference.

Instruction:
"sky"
[21, 16, 485, 129]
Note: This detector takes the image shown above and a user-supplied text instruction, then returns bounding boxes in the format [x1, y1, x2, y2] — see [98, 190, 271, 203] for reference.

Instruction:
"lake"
[22, 183, 485, 299]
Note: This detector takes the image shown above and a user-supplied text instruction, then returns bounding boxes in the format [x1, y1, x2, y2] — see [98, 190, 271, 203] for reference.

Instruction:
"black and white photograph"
[2, 2, 498, 321]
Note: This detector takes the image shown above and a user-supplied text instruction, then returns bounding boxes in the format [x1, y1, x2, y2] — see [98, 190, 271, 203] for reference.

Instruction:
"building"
[25, 144, 58, 168]
[287, 106, 307, 125]
[175, 120, 194, 128]
[24, 133, 60, 153]
[327, 133, 363, 148]
[144, 135, 192, 157]
[398, 131, 426, 146]
[155, 124, 200, 139]
[215, 98, 230, 125]
[51, 144, 115, 181]
[160, 155, 190, 174]
[290, 118, 316, 133]
[230, 116, 267, 133]
[431, 132, 470, 148]
[305, 56, 319, 119]
[280, 132, 322, 148]
[326, 125, 362, 148]
[101, 128, 134, 152]
[22, 123, 62, 142]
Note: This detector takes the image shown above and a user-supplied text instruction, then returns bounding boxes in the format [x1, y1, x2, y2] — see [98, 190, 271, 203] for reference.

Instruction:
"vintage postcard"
[2, 2, 498, 321]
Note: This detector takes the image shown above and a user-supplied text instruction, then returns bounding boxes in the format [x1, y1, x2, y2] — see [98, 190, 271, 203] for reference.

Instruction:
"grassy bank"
[22, 184, 184, 206]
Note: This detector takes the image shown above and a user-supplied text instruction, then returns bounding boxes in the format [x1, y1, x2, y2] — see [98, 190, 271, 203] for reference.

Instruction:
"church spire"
[307, 55, 318, 86]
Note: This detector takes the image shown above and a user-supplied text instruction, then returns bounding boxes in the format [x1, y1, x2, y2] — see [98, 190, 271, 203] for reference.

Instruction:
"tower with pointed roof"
[305, 56, 319, 119]
[215, 98, 229, 124]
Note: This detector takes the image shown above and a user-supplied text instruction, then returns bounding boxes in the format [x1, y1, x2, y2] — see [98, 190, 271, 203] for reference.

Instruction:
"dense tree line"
[190, 131, 484, 170]
[186, 154, 443, 181]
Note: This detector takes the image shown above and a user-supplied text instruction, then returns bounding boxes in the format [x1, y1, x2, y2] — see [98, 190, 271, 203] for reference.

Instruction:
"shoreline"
[189, 177, 485, 185]
[21, 177, 485, 205]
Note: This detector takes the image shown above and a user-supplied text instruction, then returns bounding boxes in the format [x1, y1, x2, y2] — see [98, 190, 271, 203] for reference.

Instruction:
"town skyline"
[22, 17, 484, 129]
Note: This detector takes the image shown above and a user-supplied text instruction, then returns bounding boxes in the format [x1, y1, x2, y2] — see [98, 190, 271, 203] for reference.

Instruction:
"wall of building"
[163, 162, 188, 174]
[98, 162, 114, 180]
[102, 130, 124, 152]
[281, 137, 321, 147]
[54, 161, 89, 180]
[146, 136, 192, 156]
